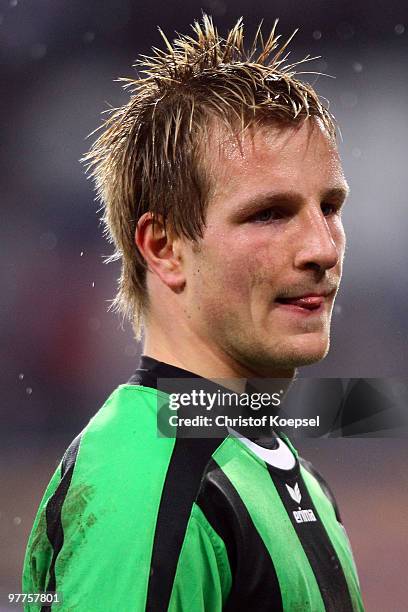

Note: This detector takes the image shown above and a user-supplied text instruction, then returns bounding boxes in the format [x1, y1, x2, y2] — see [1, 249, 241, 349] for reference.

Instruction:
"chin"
[271, 335, 331, 368]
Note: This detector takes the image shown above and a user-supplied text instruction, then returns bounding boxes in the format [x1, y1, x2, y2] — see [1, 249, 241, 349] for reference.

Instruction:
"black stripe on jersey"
[268, 466, 354, 612]
[197, 459, 283, 612]
[41, 434, 82, 612]
[61, 432, 82, 478]
[145, 438, 222, 612]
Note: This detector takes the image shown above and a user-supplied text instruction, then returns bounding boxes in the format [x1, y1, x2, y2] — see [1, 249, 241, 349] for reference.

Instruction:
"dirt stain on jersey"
[56, 482, 97, 579]
[27, 511, 53, 589]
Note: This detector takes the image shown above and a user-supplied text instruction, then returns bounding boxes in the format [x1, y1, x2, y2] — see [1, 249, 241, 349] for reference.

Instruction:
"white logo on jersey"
[286, 482, 302, 504]
[286, 482, 317, 523]
[293, 508, 317, 523]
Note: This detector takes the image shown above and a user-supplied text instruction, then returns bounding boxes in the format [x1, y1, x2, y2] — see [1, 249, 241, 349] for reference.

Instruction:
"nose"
[293, 207, 341, 273]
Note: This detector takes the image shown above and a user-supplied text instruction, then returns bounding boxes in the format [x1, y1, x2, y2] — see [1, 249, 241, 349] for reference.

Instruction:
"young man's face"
[181, 120, 348, 376]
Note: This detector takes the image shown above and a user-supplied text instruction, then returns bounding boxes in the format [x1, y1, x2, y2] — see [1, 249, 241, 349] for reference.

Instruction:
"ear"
[135, 212, 186, 292]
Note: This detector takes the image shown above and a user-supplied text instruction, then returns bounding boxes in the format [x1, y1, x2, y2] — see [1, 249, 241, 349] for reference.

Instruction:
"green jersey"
[23, 357, 364, 611]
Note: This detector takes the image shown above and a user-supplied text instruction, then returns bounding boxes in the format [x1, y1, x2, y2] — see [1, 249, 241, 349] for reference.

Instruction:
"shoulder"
[65, 384, 172, 473]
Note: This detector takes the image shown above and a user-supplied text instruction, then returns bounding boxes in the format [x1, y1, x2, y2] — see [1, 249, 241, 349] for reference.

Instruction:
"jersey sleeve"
[22, 435, 158, 611]
[23, 460, 232, 612]
[22, 463, 63, 607]
[168, 503, 232, 612]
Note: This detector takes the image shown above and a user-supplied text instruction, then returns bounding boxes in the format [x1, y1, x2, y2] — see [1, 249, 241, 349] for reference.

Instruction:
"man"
[23, 16, 365, 611]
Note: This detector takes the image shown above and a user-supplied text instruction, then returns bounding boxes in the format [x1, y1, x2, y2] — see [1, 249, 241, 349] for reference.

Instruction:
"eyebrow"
[234, 185, 350, 214]
[322, 186, 350, 202]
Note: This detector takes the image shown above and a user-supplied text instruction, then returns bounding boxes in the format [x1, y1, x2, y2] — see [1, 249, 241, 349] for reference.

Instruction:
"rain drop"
[80, 251, 84, 257]
[26, 387, 33, 395]
[83, 31, 95, 43]
[353, 62, 363, 73]
[352, 147, 362, 159]
[18, 373, 24, 380]
[10, 0, 18, 7]
[394, 24, 405, 35]
[13, 516, 22, 526]
[91, 281, 95, 288]
[312, 30, 322, 40]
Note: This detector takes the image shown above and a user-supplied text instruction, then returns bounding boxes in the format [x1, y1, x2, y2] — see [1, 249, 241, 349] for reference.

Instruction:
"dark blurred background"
[1, 0, 407, 609]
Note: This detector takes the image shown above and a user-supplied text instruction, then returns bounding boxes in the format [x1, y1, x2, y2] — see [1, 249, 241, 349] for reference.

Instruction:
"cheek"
[223, 234, 279, 297]
[210, 236, 282, 299]
[189, 227, 282, 316]
[195, 240, 255, 305]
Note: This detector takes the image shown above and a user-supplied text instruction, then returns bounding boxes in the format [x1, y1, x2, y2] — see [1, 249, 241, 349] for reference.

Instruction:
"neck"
[143, 318, 295, 394]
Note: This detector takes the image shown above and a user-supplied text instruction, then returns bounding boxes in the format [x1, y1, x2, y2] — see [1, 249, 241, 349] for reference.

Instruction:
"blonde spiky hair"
[83, 14, 336, 340]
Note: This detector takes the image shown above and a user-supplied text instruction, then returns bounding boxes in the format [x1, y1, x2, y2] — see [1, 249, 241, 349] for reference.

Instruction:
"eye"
[251, 207, 284, 223]
[321, 202, 341, 217]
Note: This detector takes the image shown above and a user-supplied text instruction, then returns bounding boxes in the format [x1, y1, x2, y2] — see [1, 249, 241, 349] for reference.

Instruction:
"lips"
[275, 291, 334, 312]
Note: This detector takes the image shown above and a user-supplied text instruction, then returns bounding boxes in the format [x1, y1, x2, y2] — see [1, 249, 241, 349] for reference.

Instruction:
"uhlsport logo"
[285, 482, 317, 524]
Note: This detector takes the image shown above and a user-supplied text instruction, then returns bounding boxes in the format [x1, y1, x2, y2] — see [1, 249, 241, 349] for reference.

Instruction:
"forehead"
[204, 119, 346, 204]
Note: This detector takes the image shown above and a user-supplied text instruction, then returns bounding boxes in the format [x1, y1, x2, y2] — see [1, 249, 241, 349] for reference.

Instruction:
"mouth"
[275, 291, 335, 314]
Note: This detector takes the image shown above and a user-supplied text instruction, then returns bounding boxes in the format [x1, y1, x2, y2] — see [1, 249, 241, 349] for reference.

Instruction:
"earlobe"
[135, 212, 186, 292]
